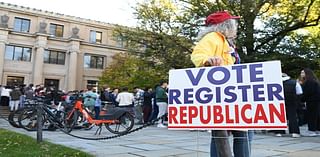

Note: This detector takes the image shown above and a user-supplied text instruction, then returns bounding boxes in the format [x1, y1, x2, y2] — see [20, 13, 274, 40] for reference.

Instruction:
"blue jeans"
[210, 130, 253, 157]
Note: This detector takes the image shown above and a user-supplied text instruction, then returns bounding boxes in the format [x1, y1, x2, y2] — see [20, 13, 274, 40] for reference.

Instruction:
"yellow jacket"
[191, 32, 234, 67]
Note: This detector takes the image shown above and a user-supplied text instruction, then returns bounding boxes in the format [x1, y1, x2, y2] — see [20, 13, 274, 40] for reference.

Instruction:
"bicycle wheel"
[18, 108, 45, 131]
[105, 112, 134, 134]
[8, 108, 25, 128]
[63, 110, 79, 133]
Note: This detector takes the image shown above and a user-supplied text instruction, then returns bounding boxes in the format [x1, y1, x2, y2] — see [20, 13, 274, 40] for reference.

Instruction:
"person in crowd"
[110, 88, 119, 107]
[143, 87, 153, 123]
[296, 75, 307, 126]
[94, 95, 102, 120]
[274, 73, 303, 138]
[191, 10, 250, 157]
[83, 86, 97, 112]
[18, 84, 26, 108]
[100, 85, 112, 108]
[24, 84, 34, 100]
[9, 86, 22, 111]
[156, 80, 168, 128]
[134, 87, 144, 125]
[116, 87, 134, 113]
[1, 86, 11, 107]
[149, 85, 159, 122]
[300, 68, 320, 136]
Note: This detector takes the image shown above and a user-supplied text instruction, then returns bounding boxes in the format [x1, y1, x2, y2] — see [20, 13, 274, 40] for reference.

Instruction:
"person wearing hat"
[191, 11, 250, 157]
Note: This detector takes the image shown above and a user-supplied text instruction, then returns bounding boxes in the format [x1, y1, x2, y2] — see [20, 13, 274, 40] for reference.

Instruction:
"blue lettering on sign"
[185, 68, 205, 86]
[207, 67, 230, 85]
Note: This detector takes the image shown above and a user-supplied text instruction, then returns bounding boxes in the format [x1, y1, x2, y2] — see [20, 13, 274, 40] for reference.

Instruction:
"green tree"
[111, 0, 320, 82]
[99, 53, 164, 89]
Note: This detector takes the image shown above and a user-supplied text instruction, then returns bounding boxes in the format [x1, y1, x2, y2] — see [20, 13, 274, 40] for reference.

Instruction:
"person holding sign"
[191, 11, 250, 157]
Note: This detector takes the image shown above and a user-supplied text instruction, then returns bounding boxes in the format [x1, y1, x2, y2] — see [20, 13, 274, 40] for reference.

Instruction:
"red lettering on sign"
[180, 106, 187, 124]
[168, 107, 178, 124]
[241, 104, 252, 123]
[235, 104, 240, 123]
[254, 104, 268, 123]
[188, 106, 198, 124]
[225, 105, 234, 123]
[200, 106, 211, 124]
[213, 105, 223, 123]
[269, 103, 286, 123]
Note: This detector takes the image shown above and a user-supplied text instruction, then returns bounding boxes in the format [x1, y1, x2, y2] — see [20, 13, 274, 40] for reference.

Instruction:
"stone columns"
[33, 34, 47, 85]
[67, 40, 80, 91]
[76, 51, 84, 90]
[0, 28, 9, 84]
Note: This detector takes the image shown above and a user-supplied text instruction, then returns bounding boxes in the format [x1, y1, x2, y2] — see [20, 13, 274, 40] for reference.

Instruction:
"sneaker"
[275, 133, 282, 137]
[304, 131, 317, 137]
[292, 133, 301, 138]
[157, 123, 167, 128]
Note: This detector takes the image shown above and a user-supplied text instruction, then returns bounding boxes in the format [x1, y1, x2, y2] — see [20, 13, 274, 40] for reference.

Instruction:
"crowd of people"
[0, 81, 170, 128]
[96, 80, 169, 127]
[0, 84, 64, 112]
[275, 68, 320, 137]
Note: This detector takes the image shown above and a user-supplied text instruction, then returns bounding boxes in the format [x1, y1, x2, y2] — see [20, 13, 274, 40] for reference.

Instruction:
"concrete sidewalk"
[1, 119, 320, 157]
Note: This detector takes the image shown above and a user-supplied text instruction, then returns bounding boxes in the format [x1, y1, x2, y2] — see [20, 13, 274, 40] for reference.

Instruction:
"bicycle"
[64, 96, 134, 135]
[18, 97, 66, 131]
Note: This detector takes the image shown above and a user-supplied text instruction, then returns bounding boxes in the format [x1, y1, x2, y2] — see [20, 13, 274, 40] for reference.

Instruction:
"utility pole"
[36, 102, 43, 143]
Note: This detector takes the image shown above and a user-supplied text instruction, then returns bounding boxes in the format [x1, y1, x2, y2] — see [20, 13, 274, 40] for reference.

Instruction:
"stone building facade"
[0, 2, 126, 91]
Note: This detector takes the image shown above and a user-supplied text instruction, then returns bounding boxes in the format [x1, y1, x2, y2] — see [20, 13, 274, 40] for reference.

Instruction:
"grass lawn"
[0, 128, 93, 157]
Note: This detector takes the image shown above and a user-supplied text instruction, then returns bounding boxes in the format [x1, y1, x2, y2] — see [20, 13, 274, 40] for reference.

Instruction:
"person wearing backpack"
[83, 86, 97, 112]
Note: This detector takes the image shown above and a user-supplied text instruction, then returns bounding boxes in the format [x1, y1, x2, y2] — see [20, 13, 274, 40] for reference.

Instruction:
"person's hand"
[204, 57, 223, 66]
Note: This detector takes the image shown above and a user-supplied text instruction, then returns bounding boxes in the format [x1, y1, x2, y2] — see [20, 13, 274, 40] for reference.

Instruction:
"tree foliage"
[99, 53, 164, 89]
[104, 0, 320, 85]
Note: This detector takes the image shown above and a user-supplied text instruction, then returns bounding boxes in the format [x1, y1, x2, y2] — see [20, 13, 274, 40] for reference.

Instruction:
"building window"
[13, 17, 30, 32]
[44, 79, 59, 90]
[84, 54, 104, 69]
[44, 50, 65, 65]
[116, 36, 124, 48]
[7, 76, 24, 87]
[87, 80, 98, 89]
[90, 31, 102, 44]
[50, 23, 64, 37]
[5, 45, 32, 61]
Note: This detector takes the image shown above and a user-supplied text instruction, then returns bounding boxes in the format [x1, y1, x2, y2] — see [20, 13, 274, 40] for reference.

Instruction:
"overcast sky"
[1, 0, 139, 26]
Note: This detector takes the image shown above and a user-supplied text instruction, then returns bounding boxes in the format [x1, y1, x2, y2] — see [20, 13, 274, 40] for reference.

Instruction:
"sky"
[1, 0, 139, 26]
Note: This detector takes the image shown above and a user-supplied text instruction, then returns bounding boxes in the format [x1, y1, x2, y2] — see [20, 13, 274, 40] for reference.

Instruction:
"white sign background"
[168, 61, 287, 130]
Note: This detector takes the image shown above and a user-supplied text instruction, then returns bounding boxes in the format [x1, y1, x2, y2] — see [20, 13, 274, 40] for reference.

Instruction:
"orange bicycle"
[64, 96, 134, 135]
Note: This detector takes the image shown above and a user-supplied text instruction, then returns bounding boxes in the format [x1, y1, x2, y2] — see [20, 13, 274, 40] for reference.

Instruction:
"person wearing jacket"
[10, 86, 22, 111]
[274, 73, 303, 138]
[300, 68, 320, 136]
[191, 11, 250, 157]
[156, 80, 168, 128]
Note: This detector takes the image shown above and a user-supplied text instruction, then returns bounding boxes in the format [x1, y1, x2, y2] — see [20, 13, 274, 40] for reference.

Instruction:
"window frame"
[116, 36, 124, 48]
[84, 54, 104, 69]
[13, 17, 31, 32]
[44, 50, 66, 65]
[90, 30, 102, 44]
[5, 45, 32, 62]
[49, 23, 64, 37]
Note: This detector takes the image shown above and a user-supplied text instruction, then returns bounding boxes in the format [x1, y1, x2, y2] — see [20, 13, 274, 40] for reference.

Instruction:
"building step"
[0, 106, 10, 118]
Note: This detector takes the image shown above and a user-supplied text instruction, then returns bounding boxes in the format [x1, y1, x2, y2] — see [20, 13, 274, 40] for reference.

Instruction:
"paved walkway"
[1, 119, 320, 157]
